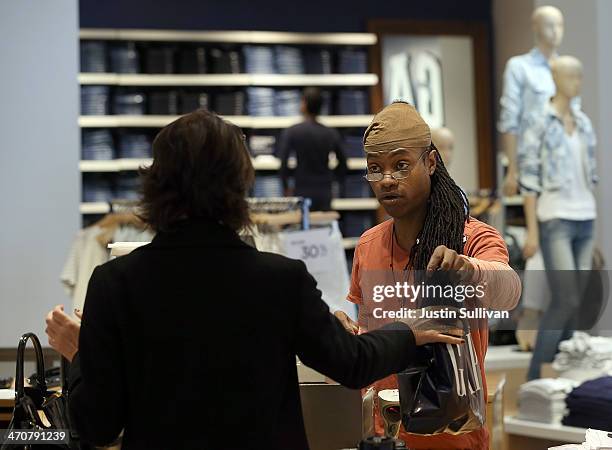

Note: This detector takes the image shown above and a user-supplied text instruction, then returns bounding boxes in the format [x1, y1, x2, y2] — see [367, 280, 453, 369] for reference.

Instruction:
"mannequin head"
[532, 6, 564, 49]
[431, 127, 455, 168]
[551, 55, 583, 99]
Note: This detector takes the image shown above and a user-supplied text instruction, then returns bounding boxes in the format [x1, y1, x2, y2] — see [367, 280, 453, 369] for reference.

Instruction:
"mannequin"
[520, 56, 598, 380]
[431, 127, 455, 168]
[498, 5, 564, 196]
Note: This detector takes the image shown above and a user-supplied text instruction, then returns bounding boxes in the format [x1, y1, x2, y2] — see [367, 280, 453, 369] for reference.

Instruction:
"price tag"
[282, 228, 333, 274]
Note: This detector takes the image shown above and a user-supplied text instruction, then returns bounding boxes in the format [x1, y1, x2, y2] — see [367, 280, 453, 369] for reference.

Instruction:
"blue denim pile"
[210, 47, 242, 74]
[80, 41, 107, 73]
[319, 90, 332, 115]
[341, 212, 374, 238]
[275, 89, 302, 116]
[338, 48, 368, 73]
[82, 130, 115, 160]
[81, 86, 110, 115]
[178, 46, 208, 73]
[343, 134, 365, 157]
[248, 135, 277, 156]
[243, 46, 275, 74]
[215, 91, 246, 115]
[82, 174, 113, 202]
[149, 91, 179, 115]
[336, 89, 368, 115]
[113, 90, 146, 115]
[344, 174, 371, 198]
[115, 173, 142, 200]
[110, 42, 140, 73]
[305, 48, 332, 74]
[275, 46, 304, 74]
[246, 87, 276, 116]
[252, 175, 283, 198]
[118, 133, 151, 159]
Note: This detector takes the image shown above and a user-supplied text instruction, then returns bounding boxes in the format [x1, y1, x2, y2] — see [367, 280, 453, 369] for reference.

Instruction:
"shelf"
[81, 198, 379, 214]
[79, 115, 373, 129]
[78, 73, 379, 87]
[331, 198, 378, 211]
[504, 416, 586, 443]
[484, 345, 531, 371]
[80, 29, 377, 45]
[503, 195, 524, 206]
[79, 157, 365, 172]
[342, 237, 360, 250]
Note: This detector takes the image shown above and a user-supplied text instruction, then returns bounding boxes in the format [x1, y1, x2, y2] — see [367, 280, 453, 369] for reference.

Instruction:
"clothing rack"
[248, 197, 312, 229]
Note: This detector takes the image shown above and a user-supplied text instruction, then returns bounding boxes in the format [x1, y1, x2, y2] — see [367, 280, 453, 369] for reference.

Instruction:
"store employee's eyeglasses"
[364, 147, 430, 182]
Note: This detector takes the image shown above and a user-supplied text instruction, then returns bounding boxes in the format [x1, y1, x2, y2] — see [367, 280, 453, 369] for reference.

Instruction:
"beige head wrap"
[363, 101, 431, 153]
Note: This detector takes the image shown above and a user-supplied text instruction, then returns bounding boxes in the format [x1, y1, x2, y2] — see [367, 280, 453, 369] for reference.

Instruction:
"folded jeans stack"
[338, 48, 368, 74]
[82, 130, 115, 160]
[252, 176, 283, 198]
[118, 133, 151, 159]
[336, 89, 368, 115]
[148, 91, 179, 115]
[275, 46, 305, 74]
[343, 134, 365, 158]
[248, 135, 277, 156]
[178, 46, 208, 74]
[144, 46, 176, 74]
[319, 90, 332, 115]
[305, 48, 333, 74]
[243, 45, 275, 74]
[210, 47, 242, 74]
[115, 173, 142, 201]
[341, 212, 374, 238]
[80, 41, 107, 73]
[82, 174, 113, 202]
[563, 376, 612, 431]
[179, 92, 210, 114]
[110, 42, 140, 73]
[113, 90, 146, 115]
[214, 91, 245, 115]
[81, 86, 110, 115]
[247, 87, 276, 116]
[275, 89, 302, 116]
[553, 331, 612, 382]
[344, 174, 371, 198]
[517, 378, 577, 423]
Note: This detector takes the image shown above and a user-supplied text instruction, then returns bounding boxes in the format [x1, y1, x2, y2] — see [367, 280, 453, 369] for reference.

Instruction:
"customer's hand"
[334, 310, 359, 335]
[45, 305, 82, 362]
[413, 329, 465, 346]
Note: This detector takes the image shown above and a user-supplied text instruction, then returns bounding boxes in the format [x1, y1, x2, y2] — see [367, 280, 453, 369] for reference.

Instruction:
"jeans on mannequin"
[527, 219, 595, 380]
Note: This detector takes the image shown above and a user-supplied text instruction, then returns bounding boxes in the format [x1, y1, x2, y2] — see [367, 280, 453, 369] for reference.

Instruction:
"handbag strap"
[15, 332, 47, 400]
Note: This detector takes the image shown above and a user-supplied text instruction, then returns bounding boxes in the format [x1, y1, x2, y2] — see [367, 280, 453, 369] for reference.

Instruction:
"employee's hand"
[426, 245, 476, 282]
[45, 305, 82, 362]
[413, 329, 465, 346]
[334, 310, 359, 335]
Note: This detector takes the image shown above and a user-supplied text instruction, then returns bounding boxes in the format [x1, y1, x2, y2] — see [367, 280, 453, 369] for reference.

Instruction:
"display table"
[504, 416, 587, 450]
[485, 345, 531, 417]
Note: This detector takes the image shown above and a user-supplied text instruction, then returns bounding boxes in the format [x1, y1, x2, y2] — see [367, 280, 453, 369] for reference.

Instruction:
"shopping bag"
[397, 271, 486, 435]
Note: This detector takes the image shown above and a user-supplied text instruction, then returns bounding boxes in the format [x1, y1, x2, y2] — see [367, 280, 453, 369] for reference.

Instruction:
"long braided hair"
[408, 143, 470, 270]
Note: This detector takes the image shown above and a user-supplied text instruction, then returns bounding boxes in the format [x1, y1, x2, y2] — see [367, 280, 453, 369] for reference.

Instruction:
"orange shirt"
[348, 218, 519, 450]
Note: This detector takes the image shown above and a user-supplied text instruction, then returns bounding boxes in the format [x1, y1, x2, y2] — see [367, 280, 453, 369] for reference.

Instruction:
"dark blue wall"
[79, 0, 492, 31]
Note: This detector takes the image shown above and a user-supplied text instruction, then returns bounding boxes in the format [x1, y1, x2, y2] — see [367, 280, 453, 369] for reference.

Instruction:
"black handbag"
[0, 333, 79, 450]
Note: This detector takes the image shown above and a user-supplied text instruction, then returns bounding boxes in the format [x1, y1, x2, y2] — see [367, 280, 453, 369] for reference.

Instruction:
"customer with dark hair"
[278, 87, 347, 210]
[45, 109, 463, 450]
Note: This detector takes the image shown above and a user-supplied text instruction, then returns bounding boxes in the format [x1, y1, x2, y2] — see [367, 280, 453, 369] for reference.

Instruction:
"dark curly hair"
[139, 109, 255, 232]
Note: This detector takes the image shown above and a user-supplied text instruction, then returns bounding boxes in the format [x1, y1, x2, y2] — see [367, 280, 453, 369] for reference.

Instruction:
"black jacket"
[69, 218, 417, 450]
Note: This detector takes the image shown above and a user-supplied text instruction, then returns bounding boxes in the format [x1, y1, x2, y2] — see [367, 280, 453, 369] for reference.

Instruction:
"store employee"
[45, 109, 463, 450]
[334, 101, 522, 449]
